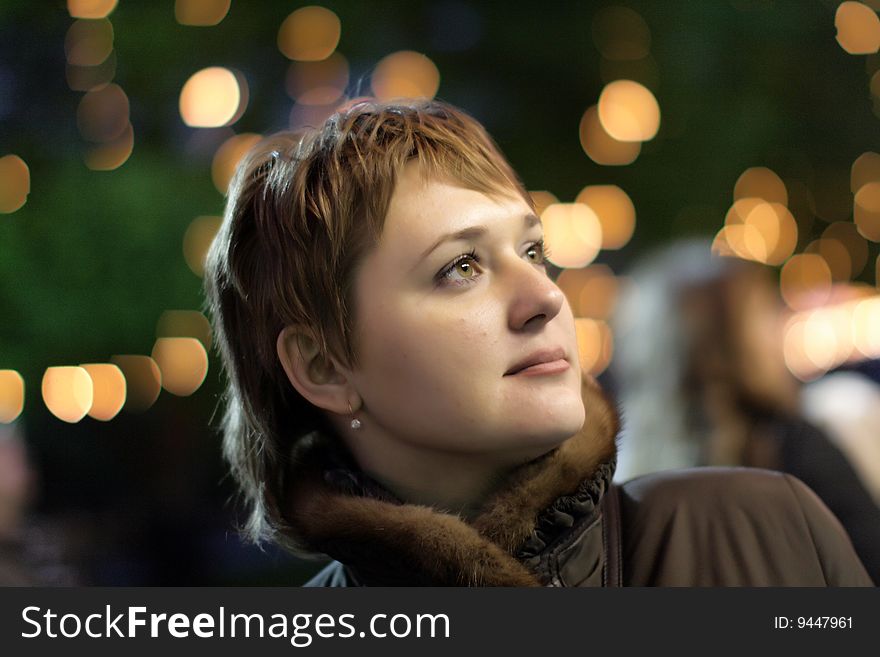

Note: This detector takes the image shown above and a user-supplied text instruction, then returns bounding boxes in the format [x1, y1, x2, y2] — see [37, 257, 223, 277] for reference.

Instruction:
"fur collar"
[283, 375, 620, 586]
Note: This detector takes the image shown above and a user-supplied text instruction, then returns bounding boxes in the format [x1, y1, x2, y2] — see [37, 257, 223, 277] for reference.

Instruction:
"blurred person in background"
[0, 423, 82, 585]
[205, 101, 870, 586]
[611, 239, 880, 584]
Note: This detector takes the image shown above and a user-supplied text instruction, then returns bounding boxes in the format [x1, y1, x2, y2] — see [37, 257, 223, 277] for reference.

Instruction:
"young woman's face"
[347, 163, 585, 460]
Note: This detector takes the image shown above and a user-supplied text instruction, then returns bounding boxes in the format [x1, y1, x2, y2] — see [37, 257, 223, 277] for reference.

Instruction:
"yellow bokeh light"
[733, 166, 787, 205]
[42, 367, 93, 424]
[575, 318, 614, 375]
[152, 338, 209, 397]
[803, 310, 844, 371]
[835, 1, 880, 54]
[591, 6, 651, 61]
[66, 51, 116, 92]
[597, 79, 660, 142]
[806, 238, 851, 282]
[68, 0, 117, 18]
[183, 215, 222, 276]
[156, 310, 213, 350]
[722, 199, 796, 265]
[851, 151, 880, 192]
[854, 181, 880, 241]
[0, 370, 24, 424]
[371, 51, 441, 100]
[278, 6, 341, 61]
[76, 83, 129, 142]
[852, 295, 880, 356]
[211, 133, 262, 194]
[80, 363, 126, 421]
[780, 254, 833, 310]
[578, 105, 641, 166]
[286, 53, 350, 105]
[179, 67, 246, 128]
[0, 155, 30, 214]
[175, 0, 231, 26]
[85, 122, 133, 171]
[110, 355, 161, 413]
[575, 184, 636, 250]
[542, 203, 603, 268]
[65, 19, 113, 67]
[823, 221, 868, 278]
[557, 265, 618, 319]
[528, 191, 559, 217]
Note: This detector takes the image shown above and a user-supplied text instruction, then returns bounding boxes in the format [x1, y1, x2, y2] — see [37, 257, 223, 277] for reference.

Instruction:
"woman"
[612, 240, 880, 583]
[205, 100, 870, 586]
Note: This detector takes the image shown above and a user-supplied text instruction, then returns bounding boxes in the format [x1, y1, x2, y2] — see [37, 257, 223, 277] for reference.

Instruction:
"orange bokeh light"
[575, 318, 614, 375]
[286, 53, 349, 105]
[851, 151, 880, 192]
[111, 355, 161, 413]
[541, 203, 603, 268]
[528, 191, 559, 217]
[183, 215, 222, 276]
[68, 0, 117, 18]
[371, 51, 441, 100]
[65, 19, 113, 67]
[278, 6, 341, 61]
[156, 310, 213, 350]
[0, 155, 30, 214]
[77, 83, 129, 143]
[211, 133, 262, 194]
[578, 105, 641, 166]
[575, 185, 636, 250]
[835, 1, 880, 54]
[597, 79, 660, 142]
[733, 166, 787, 205]
[175, 0, 231, 26]
[855, 181, 880, 241]
[80, 363, 126, 421]
[85, 122, 133, 170]
[780, 254, 833, 310]
[0, 370, 24, 424]
[151, 338, 209, 397]
[42, 367, 93, 423]
[557, 265, 619, 319]
[179, 67, 246, 128]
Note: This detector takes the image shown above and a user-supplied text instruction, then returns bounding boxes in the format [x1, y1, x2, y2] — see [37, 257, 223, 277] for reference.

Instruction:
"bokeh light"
[575, 318, 614, 375]
[277, 6, 341, 61]
[721, 199, 797, 265]
[371, 51, 441, 100]
[578, 105, 641, 166]
[806, 238, 851, 282]
[65, 19, 113, 67]
[211, 133, 262, 194]
[591, 6, 651, 61]
[541, 203, 602, 268]
[151, 338, 209, 397]
[802, 310, 842, 371]
[556, 265, 618, 319]
[835, 1, 880, 55]
[286, 53, 349, 105]
[110, 355, 161, 413]
[80, 363, 126, 421]
[780, 253, 833, 310]
[575, 184, 636, 250]
[823, 221, 868, 278]
[85, 122, 133, 170]
[66, 51, 116, 92]
[42, 367, 93, 424]
[597, 79, 660, 142]
[0, 371, 24, 424]
[852, 295, 880, 356]
[156, 310, 212, 350]
[76, 83, 129, 142]
[854, 181, 880, 241]
[179, 67, 246, 128]
[183, 215, 222, 276]
[175, 0, 231, 26]
[68, 0, 117, 19]
[0, 155, 30, 214]
[528, 191, 559, 217]
[851, 151, 880, 192]
[290, 101, 340, 130]
[733, 166, 787, 205]
[783, 317, 815, 381]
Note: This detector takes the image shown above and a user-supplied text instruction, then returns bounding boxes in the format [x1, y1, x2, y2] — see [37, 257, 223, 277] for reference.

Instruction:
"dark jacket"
[289, 379, 872, 587]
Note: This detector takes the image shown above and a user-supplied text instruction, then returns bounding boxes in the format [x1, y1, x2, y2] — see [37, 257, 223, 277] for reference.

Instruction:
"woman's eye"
[526, 240, 548, 264]
[438, 252, 482, 285]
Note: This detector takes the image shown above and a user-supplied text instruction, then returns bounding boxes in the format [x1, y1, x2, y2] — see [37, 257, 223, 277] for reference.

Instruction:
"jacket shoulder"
[302, 561, 354, 587]
[616, 467, 872, 586]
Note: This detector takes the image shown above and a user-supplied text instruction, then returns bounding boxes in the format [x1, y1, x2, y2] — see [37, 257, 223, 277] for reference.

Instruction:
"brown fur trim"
[285, 375, 619, 586]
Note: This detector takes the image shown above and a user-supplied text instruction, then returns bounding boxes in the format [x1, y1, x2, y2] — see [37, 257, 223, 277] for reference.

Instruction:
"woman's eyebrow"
[418, 213, 542, 261]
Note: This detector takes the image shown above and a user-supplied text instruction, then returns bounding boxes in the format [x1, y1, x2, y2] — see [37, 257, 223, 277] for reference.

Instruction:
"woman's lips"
[508, 359, 570, 377]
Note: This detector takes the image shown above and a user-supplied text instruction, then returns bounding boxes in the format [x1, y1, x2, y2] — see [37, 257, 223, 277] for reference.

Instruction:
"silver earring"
[349, 402, 362, 430]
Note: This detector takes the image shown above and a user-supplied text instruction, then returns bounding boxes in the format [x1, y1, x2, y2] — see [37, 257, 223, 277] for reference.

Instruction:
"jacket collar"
[283, 375, 620, 586]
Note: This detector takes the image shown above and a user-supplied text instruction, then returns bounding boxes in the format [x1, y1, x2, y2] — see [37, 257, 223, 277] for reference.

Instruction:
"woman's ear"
[276, 326, 357, 415]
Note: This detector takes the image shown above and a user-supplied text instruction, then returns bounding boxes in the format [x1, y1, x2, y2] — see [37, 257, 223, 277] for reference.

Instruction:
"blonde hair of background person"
[204, 101, 871, 586]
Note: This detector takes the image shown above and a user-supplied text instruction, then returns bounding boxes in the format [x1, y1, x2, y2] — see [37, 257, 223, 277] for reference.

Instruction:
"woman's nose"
[506, 260, 566, 332]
